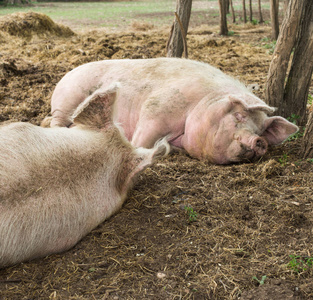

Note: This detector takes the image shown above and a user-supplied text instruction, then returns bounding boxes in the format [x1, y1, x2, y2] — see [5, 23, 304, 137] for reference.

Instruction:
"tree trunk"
[258, 0, 264, 23]
[284, 0, 290, 13]
[249, 0, 253, 22]
[230, 0, 236, 23]
[225, 0, 230, 14]
[299, 2, 313, 158]
[284, 0, 313, 125]
[242, 0, 247, 23]
[5, 0, 29, 4]
[265, 0, 305, 117]
[302, 112, 313, 158]
[167, 0, 192, 58]
[270, 0, 280, 39]
[219, 0, 229, 35]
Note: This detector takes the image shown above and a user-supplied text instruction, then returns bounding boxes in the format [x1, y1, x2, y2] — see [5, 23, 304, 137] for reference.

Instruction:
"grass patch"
[261, 37, 276, 54]
[0, 1, 177, 29]
[184, 206, 198, 223]
[0, 0, 215, 30]
[287, 255, 313, 274]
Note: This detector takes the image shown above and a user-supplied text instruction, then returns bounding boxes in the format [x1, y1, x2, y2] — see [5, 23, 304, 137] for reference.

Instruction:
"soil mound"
[0, 12, 75, 39]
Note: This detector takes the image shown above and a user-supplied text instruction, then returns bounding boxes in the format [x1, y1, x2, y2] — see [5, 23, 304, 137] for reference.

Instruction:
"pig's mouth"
[237, 138, 268, 162]
[237, 145, 258, 161]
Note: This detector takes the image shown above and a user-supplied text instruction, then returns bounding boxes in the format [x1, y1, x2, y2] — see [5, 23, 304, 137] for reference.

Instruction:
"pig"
[44, 58, 298, 165]
[0, 83, 169, 269]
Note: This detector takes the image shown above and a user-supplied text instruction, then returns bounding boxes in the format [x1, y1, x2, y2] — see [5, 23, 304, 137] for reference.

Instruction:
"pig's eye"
[233, 133, 241, 141]
[234, 112, 246, 123]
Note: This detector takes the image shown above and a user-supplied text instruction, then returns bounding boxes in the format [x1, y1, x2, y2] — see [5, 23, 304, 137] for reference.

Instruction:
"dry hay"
[130, 20, 155, 31]
[0, 12, 75, 39]
[0, 11, 312, 300]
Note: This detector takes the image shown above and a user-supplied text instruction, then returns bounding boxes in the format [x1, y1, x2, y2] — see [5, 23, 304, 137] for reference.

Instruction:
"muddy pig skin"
[0, 84, 169, 269]
[45, 58, 298, 164]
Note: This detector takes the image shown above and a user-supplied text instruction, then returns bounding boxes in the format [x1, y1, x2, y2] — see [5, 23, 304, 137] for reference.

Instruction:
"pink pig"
[45, 58, 298, 164]
[0, 84, 169, 268]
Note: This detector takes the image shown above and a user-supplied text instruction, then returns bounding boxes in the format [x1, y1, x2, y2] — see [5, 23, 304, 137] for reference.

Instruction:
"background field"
[0, 0, 275, 30]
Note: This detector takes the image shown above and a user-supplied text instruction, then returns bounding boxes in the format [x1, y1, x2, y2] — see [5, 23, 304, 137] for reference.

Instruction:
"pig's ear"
[228, 95, 276, 114]
[72, 83, 120, 129]
[261, 116, 299, 145]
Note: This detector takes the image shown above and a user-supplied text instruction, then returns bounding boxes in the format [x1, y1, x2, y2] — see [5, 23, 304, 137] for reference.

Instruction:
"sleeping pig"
[0, 83, 169, 268]
[43, 58, 298, 164]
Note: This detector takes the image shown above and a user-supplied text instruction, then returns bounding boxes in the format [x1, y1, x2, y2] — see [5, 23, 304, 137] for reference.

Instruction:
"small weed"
[228, 31, 235, 36]
[307, 158, 313, 163]
[286, 114, 305, 141]
[184, 206, 198, 222]
[261, 37, 270, 42]
[252, 275, 267, 285]
[287, 114, 300, 125]
[308, 94, 313, 106]
[261, 38, 276, 54]
[251, 19, 258, 25]
[287, 255, 313, 274]
[287, 129, 304, 141]
[278, 153, 288, 166]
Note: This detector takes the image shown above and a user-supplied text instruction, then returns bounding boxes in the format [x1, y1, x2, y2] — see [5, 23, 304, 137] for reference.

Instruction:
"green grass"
[252, 275, 267, 285]
[0, 0, 212, 29]
[261, 37, 277, 54]
[286, 114, 305, 141]
[184, 206, 198, 223]
[0, 1, 177, 28]
[0, 0, 275, 30]
[287, 255, 313, 274]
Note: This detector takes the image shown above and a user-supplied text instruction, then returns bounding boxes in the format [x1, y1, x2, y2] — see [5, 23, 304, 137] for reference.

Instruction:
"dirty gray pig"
[0, 84, 169, 269]
[44, 58, 298, 164]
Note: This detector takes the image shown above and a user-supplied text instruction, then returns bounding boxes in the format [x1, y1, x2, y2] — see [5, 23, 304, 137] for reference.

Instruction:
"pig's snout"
[253, 136, 268, 156]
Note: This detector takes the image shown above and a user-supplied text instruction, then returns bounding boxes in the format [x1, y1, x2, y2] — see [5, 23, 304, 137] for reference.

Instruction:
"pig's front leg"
[131, 119, 170, 149]
[50, 109, 73, 127]
[131, 92, 186, 149]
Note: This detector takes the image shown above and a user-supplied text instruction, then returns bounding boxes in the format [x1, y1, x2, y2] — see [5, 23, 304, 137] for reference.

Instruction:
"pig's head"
[183, 94, 298, 164]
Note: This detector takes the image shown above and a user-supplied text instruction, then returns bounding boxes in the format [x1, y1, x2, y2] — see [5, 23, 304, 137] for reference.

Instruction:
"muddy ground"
[0, 8, 313, 300]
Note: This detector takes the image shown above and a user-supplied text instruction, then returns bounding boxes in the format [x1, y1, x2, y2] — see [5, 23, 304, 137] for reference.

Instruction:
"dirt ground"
[0, 8, 313, 300]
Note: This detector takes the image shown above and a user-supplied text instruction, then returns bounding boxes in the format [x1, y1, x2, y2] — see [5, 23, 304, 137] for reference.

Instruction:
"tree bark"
[299, 2, 313, 158]
[284, 0, 290, 13]
[270, 0, 280, 39]
[249, 0, 253, 22]
[258, 0, 264, 23]
[230, 0, 236, 23]
[5, 0, 29, 4]
[265, 0, 305, 117]
[225, 0, 230, 14]
[167, 0, 192, 58]
[219, 0, 229, 35]
[284, 0, 313, 125]
[242, 0, 247, 23]
[302, 112, 313, 158]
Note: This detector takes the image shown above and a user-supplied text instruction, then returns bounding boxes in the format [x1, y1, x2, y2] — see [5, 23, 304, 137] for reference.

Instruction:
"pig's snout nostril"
[255, 137, 268, 152]
[256, 139, 264, 149]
